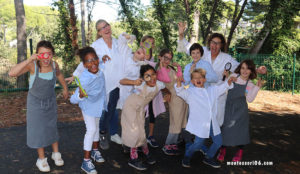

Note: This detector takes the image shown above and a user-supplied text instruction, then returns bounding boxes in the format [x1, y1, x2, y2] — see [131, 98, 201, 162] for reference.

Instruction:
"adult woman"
[177, 22, 266, 126]
[67, 19, 134, 150]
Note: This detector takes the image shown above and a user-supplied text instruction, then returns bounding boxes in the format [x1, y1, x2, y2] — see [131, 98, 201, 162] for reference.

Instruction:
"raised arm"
[174, 77, 189, 102]
[177, 22, 192, 55]
[9, 54, 36, 77]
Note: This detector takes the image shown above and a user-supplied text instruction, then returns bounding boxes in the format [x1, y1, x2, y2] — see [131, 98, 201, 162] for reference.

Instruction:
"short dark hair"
[140, 64, 156, 79]
[76, 46, 98, 63]
[189, 43, 204, 56]
[36, 40, 55, 55]
[234, 59, 257, 80]
[207, 33, 226, 52]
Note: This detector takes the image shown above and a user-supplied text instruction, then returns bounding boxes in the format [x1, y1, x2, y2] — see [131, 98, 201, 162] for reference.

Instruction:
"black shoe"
[128, 158, 147, 170]
[203, 157, 221, 168]
[99, 132, 109, 150]
[182, 156, 191, 168]
[146, 154, 156, 165]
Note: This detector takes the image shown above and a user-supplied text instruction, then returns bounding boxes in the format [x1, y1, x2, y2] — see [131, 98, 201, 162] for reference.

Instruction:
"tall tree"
[86, 0, 96, 45]
[153, 0, 171, 48]
[80, 0, 86, 47]
[225, 0, 248, 52]
[69, 0, 78, 51]
[203, 0, 219, 44]
[190, 0, 200, 43]
[119, 0, 142, 42]
[14, 0, 27, 88]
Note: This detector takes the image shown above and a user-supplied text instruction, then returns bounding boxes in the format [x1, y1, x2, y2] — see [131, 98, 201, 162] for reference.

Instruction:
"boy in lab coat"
[174, 68, 236, 168]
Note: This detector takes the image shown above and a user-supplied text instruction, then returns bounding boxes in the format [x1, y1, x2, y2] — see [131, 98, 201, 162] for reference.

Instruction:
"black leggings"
[149, 100, 155, 123]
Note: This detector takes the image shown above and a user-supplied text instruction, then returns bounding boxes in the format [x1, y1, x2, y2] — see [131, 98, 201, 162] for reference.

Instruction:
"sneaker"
[217, 147, 226, 162]
[182, 156, 191, 168]
[81, 159, 97, 174]
[170, 144, 180, 155]
[36, 158, 50, 172]
[110, 134, 122, 145]
[146, 154, 156, 165]
[162, 145, 177, 156]
[203, 157, 221, 168]
[51, 152, 64, 166]
[128, 158, 147, 170]
[99, 132, 109, 150]
[91, 150, 105, 163]
[232, 149, 243, 162]
[147, 136, 159, 148]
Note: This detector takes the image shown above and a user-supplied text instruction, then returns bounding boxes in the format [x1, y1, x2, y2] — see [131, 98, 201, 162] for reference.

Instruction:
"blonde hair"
[95, 19, 109, 39]
[191, 68, 206, 79]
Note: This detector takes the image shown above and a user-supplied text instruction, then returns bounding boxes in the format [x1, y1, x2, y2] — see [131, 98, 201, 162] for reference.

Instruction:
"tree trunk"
[80, 0, 86, 47]
[153, 0, 171, 48]
[203, 0, 219, 44]
[14, 0, 27, 88]
[190, 4, 200, 43]
[225, 0, 248, 53]
[119, 0, 141, 42]
[183, 0, 191, 41]
[69, 0, 79, 51]
[250, 30, 269, 54]
[86, 0, 96, 44]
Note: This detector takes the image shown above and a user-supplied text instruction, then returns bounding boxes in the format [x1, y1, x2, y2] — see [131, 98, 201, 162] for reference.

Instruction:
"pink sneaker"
[217, 147, 226, 162]
[232, 149, 243, 162]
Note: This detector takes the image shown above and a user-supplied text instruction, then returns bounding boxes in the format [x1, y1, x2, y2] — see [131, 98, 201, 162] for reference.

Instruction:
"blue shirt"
[70, 69, 107, 117]
[183, 59, 218, 87]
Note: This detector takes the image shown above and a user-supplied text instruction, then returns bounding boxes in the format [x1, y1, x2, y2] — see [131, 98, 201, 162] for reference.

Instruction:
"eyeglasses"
[37, 52, 53, 59]
[210, 40, 222, 46]
[163, 56, 172, 62]
[97, 23, 110, 32]
[85, 57, 99, 64]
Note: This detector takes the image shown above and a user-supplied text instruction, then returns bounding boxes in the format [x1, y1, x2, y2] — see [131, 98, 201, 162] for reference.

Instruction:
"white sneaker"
[36, 158, 50, 172]
[51, 152, 64, 166]
[110, 134, 122, 145]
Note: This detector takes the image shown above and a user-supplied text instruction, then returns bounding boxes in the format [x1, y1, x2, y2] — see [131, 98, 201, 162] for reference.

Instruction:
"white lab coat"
[177, 38, 240, 126]
[174, 82, 232, 138]
[117, 56, 147, 109]
[73, 33, 132, 96]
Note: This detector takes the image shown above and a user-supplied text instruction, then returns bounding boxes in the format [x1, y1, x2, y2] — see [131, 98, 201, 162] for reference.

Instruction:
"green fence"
[0, 53, 299, 93]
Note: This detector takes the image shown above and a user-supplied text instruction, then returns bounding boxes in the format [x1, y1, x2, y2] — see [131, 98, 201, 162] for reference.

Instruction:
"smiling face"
[96, 21, 112, 39]
[83, 53, 99, 74]
[191, 72, 206, 88]
[37, 47, 53, 67]
[210, 37, 222, 56]
[143, 69, 157, 87]
[191, 49, 202, 63]
[159, 53, 173, 67]
[240, 63, 251, 80]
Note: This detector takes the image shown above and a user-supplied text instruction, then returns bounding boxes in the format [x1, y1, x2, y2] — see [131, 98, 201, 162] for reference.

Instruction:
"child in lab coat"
[175, 68, 236, 168]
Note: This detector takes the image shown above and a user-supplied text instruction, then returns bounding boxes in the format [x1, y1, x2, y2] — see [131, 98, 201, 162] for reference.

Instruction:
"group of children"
[9, 34, 264, 173]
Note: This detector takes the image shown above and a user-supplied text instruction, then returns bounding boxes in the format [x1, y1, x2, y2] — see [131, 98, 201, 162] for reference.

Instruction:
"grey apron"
[26, 62, 59, 148]
[221, 78, 250, 146]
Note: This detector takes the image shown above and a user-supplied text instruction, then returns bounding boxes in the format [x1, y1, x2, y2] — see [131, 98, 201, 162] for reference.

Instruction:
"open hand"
[65, 76, 74, 84]
[256, 78, 265, 88]
[178, 22, 187, 36]
[135, 78, 143, 86]
[102, 55, 111, 63]
[227, 76, 237, 86]
[257, 66, 267, 75]
[62, 89, 69, 100]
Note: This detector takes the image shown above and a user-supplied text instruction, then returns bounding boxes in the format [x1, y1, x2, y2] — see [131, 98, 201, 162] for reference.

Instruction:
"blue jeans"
[185, 123, 222, 159]
[100, 87, 119, 135]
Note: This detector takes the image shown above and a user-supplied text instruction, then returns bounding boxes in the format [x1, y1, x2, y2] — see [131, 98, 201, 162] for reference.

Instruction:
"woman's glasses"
[97, 23, 110, 32]
[163, 56, 172, 62]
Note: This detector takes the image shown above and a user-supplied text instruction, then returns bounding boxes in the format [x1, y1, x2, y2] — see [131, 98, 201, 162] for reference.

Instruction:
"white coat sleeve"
[177, 38, 192, 55]
[174, 83, 189, 102]
[118, 32, 133, 60]
[70, 88, 84, 104]
[214, 81, 233, 97]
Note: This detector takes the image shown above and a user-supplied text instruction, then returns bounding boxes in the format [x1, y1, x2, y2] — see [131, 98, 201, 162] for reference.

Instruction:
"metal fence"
[0, 53, 299, 94]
